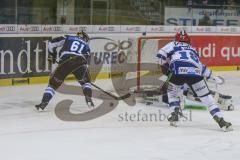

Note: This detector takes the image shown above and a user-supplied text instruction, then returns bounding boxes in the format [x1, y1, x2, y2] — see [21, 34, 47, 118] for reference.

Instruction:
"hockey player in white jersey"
[161, 64, 234, 111]
[156, 30, 233, 131]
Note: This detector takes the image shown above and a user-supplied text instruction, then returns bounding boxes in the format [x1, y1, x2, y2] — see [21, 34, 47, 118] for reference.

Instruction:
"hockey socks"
[35, 86, 55, 111]
[42, 86, 56, 103]
[82, 83, 94, 107]
[209, 104, 222, 118]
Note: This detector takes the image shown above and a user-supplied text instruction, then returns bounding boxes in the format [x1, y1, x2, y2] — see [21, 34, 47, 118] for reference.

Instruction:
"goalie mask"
[77, 31, 90, 43]
[175, 30, 190, 44]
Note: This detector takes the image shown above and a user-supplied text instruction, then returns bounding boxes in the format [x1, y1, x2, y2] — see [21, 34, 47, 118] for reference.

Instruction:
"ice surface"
[0, 71, 240, 160]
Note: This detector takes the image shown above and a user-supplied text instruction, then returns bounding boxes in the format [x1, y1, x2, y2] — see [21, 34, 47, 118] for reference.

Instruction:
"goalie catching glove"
[48, 47, 57, 64]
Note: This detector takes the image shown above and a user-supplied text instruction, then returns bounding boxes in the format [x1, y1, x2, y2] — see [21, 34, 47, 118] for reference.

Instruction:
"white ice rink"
[0, 71, 240, 160]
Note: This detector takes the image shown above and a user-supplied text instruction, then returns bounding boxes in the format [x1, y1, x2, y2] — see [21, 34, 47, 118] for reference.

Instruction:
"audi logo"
[6, 26, 15, 31]
[31, 26, 40, 31]
[104, 40, 132, 51]
[53, 26, 62, 31]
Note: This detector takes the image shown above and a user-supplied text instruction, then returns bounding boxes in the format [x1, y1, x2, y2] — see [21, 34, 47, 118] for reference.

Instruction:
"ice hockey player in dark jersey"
[156, 30, 233, 131]
[35, 31, 94, 111]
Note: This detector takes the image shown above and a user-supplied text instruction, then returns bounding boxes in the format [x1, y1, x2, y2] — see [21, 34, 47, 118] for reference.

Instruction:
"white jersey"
[156, 41, 210, 77]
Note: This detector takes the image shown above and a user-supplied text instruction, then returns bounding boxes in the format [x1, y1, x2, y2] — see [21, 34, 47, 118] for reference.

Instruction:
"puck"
[110, 102, 114, 107]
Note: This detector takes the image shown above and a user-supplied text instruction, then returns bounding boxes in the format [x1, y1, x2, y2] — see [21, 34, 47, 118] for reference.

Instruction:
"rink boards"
[1, 28, 240, 86]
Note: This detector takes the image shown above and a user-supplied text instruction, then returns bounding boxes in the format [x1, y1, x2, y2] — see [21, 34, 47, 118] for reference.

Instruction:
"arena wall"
[0, 25, 240, 86]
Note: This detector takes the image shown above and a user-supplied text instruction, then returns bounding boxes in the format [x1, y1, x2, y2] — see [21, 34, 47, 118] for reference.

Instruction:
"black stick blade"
[116, 93, 131, 100]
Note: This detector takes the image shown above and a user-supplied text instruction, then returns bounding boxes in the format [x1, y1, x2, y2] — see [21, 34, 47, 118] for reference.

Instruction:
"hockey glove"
[48, 54, 56, 64]
[161, 63, 170, 76]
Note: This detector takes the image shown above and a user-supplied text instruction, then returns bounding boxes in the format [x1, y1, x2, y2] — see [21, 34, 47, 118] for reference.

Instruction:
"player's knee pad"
[167, 84, 182, 103]
[167, 86, 181, 112]
[199, 94, 216, 107]
[78, 80, 85, 86]
[191, 79, 210, 97]
[78, 79, 90, 86]
[200, 94, 222, 117]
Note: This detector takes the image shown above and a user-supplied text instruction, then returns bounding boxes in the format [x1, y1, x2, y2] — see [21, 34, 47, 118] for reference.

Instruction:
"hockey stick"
[54, 60, 131, 100]
[134, 72, 173, 96]
[90, 82, 131, 100]
[158, 72, 173, 94]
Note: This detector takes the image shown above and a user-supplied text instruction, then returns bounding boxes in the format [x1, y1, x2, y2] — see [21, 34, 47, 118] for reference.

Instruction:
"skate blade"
[86, 103, 94, 108]
[87, 105, 94, 108]
[34, 106, 45, 112]
[222, 125, 233, 132]
[34, 107, 41, 112]
[170, 121, 178, 127]
[228, 105, 234, 111]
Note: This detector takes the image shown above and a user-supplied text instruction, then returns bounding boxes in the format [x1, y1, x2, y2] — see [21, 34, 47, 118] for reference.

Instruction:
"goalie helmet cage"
[127, 36, 173, 91]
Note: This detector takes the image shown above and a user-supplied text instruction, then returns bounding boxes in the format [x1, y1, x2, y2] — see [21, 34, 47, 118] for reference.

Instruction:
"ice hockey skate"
[168, 108, 180, 127]
[85, 97, 94, 107]
[213, 116, 233, 132]
[35, 102, 48, 111]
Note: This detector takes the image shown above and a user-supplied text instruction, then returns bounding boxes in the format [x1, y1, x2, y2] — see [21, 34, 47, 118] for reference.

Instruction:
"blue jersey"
[48, 35, 90, 60]
[157, 41, 205, 77]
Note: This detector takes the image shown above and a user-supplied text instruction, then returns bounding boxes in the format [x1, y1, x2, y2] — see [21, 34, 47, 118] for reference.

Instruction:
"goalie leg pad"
[217, 96, 234, 111]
